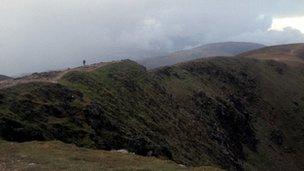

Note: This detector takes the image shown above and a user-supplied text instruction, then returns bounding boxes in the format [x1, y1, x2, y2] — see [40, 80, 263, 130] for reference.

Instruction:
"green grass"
[1, 57, 304, 170]
[153, 57, 304, 170]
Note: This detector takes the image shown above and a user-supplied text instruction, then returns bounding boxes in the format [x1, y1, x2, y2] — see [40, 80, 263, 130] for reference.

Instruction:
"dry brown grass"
[0, 140, 222, 171]
[239, 43, 304, 66]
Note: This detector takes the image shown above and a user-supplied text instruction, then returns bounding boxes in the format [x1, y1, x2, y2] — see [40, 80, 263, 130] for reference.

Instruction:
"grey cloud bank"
[1, 0, 304, 76]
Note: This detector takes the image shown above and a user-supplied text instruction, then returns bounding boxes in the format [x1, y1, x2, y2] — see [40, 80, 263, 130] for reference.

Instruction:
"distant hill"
[138, 42, 265, 69]
[0, 75, 11, 81]
[239, 43, 304, 66]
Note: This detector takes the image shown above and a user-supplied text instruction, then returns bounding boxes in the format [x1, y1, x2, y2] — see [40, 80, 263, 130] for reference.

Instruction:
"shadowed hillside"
[155, 57, 304, 170]
[138, 42, 265, 69]
[0, 45, 304, 170]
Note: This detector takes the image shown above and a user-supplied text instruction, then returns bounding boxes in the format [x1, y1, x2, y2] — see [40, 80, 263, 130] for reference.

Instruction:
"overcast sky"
[1, 0, 304, 76]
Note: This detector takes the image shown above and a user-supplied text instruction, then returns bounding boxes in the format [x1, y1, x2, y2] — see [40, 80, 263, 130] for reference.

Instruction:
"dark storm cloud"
[1, 0, 304, 75]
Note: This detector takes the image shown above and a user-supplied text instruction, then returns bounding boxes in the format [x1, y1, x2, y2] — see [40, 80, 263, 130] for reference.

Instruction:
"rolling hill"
[0, 44, 304, 170]
[138, 42, 265, 69]
[239, 43, 304, 66]
[0, 75, 11, 81]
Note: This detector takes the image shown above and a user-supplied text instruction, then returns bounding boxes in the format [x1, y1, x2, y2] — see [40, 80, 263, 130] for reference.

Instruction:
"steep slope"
[138, 42, 265, 69]
[0, 54, 303, 170]
[239, 43, 304, 66]
[154, 57, 304, 170]
[0, 75, 11, 81]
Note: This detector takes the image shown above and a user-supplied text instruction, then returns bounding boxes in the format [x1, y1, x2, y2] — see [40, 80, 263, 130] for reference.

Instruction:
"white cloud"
[270, 16, 304, 33]
[229, 27, 304, 45]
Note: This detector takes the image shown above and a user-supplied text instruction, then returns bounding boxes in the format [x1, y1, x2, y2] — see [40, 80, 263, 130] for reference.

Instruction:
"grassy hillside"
[154, 57, 304, 170]
[0, 140, 221, 170]
[0, 53, 304, 170]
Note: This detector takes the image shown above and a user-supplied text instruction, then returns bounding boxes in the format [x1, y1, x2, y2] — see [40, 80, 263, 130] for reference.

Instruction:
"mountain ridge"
[0, 44, 304, 170]
[138, 42, 265, 69]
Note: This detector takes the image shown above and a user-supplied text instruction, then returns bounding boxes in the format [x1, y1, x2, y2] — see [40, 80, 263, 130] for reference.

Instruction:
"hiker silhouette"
[83, 60, 86, 66]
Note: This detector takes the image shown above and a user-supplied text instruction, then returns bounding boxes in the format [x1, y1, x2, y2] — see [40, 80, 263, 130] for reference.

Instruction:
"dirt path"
[0, 61, 114, 90]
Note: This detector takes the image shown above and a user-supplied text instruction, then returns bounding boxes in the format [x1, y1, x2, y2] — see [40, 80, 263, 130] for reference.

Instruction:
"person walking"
[83, 60, 86, 67]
